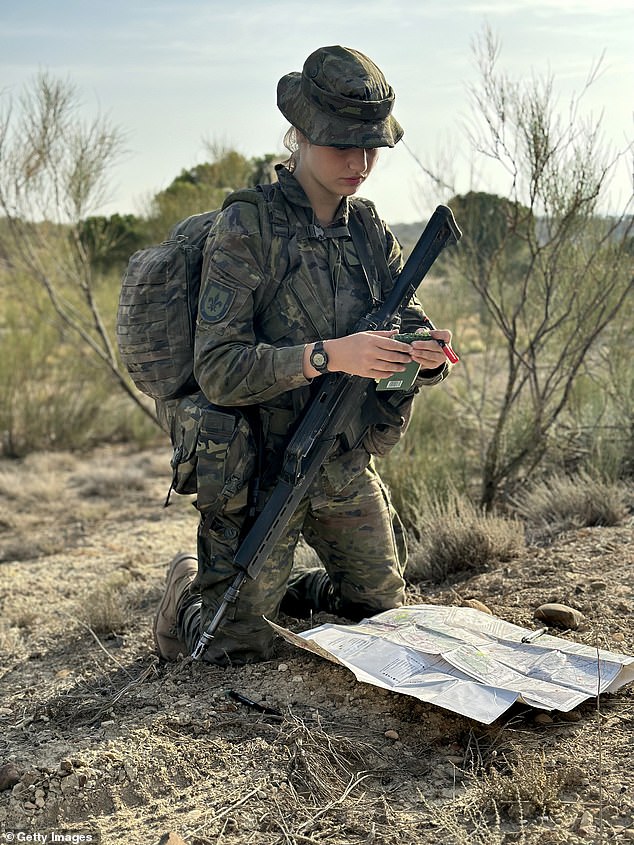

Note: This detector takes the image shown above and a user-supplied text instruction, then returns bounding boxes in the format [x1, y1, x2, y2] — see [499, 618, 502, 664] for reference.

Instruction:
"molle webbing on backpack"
[117, 187, 286, 403]
[117, 209, 220, 401]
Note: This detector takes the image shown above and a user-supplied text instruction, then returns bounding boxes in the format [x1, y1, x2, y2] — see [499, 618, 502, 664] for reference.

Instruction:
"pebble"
[534, 712, 554, 725]
[558, 709, 582, 722]
[577, 809, 594, 835]
[461, 599, 493, 615]
[157, 834, 188, 845]
[277, 663, 289, 672]
[588, 580, 608, 591]
[0, 762, 21, 792]
[534, 603, 584, 629]
[384, 729, 400, 741]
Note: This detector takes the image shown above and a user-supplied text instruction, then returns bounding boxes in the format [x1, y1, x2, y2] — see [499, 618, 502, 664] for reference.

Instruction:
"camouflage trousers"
[177, 460, 407, 665]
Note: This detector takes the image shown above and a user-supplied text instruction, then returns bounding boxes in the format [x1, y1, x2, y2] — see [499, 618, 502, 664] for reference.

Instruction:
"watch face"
[312, 352, 327, 368]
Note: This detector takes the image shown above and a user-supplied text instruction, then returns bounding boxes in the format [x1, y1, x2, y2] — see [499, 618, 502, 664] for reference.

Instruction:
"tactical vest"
[231, 184, 400, 488]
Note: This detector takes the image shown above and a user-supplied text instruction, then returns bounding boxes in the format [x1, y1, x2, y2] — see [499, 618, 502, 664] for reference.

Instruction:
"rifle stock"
[191, 204, 461, 661]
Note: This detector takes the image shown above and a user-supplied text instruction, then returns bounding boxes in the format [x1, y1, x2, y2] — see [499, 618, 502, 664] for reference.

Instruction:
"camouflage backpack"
[116, 185, 286, 401]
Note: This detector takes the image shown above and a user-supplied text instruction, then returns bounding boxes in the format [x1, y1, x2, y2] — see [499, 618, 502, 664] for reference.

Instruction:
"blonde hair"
[282, 126, 300, 172]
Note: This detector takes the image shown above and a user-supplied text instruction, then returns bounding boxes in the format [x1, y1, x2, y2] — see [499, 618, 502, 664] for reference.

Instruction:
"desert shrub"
[82, 573, 135, 635]
[554, 368, 634, 480]
[468, 750, 571, 821]
[0, 296, 158, 457]
[404, 485, 524, 583]
[377, 388, 477, 523]
[512, 471, 630, 541]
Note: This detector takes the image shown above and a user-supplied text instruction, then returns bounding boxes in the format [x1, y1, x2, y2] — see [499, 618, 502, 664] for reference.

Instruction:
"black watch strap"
[309, 340, 329, 373]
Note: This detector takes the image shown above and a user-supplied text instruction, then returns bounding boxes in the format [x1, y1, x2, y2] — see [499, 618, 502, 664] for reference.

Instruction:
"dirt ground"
[0, 443, 633, 845]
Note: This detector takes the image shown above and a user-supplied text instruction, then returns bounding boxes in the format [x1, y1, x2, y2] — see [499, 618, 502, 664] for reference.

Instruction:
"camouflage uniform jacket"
[194, 166, 448, 488]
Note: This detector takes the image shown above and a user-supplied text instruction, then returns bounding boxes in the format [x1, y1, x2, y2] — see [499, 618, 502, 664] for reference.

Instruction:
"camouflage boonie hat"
[277, 45, 404, 148]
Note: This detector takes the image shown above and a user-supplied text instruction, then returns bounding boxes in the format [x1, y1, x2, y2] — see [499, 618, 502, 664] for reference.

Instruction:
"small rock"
[461, 598, 493, 614]
[558, 709, 582, 722]
[0, 762, 21, 792]
[384, 729, 400, 741]
[577, 809, 594, 835]
[277, 663, 289, 672]
[588, 580, 607, 591]
[60, 774, 81, 794]
[59, 759, 73, 773]
[158, 833, 188, 845]
[534, 712, 554, 725]
[534, 603, 584, 630]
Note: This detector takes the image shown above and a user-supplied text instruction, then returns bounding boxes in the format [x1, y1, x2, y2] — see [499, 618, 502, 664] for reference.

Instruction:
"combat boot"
[153, 552, 198, 660]
[280, 568, 336, 619]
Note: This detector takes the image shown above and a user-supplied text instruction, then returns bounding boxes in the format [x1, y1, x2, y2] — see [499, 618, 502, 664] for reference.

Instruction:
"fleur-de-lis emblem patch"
[199, 280, 235, 324]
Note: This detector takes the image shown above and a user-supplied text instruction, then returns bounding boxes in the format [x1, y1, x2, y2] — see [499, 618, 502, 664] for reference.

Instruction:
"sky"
[1, 0, 632, 224]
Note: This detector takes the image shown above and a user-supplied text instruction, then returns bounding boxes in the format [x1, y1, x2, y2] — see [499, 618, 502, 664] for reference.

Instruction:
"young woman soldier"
[154, 45, 454, 665]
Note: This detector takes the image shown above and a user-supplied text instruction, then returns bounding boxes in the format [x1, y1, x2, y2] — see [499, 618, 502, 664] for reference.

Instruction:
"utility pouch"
[196, 407, 256, 515]
[165, 392, 256, 514]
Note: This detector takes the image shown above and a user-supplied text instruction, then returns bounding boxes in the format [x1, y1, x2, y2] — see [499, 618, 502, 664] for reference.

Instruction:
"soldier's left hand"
[406, 328, 452, 370]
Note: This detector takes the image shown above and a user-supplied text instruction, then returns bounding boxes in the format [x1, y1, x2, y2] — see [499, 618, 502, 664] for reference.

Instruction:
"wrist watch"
[309, 340, 329, 374]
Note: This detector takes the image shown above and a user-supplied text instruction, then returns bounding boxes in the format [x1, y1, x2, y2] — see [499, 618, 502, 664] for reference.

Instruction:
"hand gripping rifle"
[191, 205, 461, 660]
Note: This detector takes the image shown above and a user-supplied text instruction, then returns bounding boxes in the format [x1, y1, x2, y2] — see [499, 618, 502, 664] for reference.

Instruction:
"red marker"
[420, 318, 460, 363]
[435, 337, 460, 364]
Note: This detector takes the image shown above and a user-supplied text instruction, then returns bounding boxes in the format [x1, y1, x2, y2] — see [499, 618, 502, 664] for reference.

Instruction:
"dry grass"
[81, 572, 137, 635]
[69, 464, 148, 498]
[512, 471, 631, 542]
[404, 486, 524, 583]
[276, 712, 379, 802]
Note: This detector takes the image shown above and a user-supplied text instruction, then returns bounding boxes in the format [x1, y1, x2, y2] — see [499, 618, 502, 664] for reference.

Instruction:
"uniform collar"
[275, 165, 350, 225]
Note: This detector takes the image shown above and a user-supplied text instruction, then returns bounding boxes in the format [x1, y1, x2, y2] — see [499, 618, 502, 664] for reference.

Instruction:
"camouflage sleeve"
[194, 201, 310, 406]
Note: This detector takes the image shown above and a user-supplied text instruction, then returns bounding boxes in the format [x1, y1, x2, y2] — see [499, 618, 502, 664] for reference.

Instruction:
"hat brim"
[277, 73, 403, 149]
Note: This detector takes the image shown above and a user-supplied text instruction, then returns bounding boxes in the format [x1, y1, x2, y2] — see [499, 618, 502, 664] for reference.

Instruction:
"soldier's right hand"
[304, 331, 415, 380]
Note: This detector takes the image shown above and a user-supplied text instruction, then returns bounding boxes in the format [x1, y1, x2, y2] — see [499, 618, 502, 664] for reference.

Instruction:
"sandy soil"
[0, 443, 633, 845]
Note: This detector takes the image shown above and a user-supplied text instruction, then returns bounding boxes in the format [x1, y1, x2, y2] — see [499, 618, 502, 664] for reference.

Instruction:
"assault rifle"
[191, 204, 461, 660]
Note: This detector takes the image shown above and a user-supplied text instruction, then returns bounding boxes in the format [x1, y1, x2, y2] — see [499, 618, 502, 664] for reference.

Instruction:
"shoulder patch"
[198, 279, 236, 324]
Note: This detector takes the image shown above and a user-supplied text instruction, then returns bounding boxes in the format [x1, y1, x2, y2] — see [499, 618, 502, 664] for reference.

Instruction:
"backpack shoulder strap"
[168, 209, 220, 247]
[349, 197, 393, 289]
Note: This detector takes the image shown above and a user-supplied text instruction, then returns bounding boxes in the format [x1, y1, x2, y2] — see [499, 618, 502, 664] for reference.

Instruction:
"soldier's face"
[296, 141, 379, 202]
